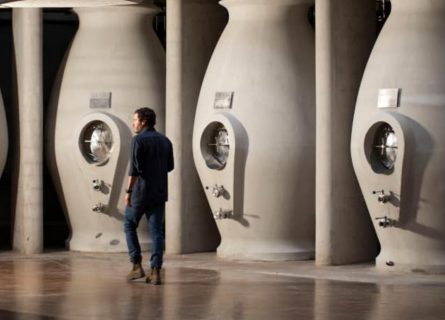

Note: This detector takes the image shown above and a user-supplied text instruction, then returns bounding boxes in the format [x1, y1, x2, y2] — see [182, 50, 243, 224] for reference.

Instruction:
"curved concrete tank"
[192, 0, 315, 260]
[0, 93, 7, 177]
[351, 0, 445, 272]
[47, 3, 165, 252]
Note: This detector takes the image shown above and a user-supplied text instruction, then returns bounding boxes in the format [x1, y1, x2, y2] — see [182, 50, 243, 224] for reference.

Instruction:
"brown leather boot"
[126, 263, 145, 281]
[145, 267, 162, 285]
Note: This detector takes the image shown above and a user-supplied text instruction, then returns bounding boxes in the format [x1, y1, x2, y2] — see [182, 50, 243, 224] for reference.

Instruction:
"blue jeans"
[124, 203, 165, 269]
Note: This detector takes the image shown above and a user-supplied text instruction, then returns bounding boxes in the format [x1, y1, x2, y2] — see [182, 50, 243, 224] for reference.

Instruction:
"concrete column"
[166, 0, 227, 253]
[12, 8, 44, 254]
[315, 0, 378, 265]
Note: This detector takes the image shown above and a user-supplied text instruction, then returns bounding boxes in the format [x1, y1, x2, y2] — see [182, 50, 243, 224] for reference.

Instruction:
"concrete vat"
[193, 0, 315, 260]
[47, 3, 165, 252]
[351, 0, 445, 272]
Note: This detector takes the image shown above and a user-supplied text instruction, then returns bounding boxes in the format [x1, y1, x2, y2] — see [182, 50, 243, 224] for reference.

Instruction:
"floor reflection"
[314, 279, 378, 320]
[0, 253, 443, 320]
[0, 310, 58, 320]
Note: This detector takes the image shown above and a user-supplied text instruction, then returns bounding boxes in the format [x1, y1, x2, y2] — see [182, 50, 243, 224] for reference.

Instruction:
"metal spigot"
[375, 216, 396, 228]
[372, 189, 391, 204]
[92, 179, 102, 191]
[213, 208, 232, 220]
[212, 185, 225, 198]
[92, 203, 105, 213]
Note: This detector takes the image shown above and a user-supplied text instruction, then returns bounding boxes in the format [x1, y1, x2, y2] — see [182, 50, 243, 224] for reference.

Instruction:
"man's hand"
[125, 193, 132, 207]
[125, 176, 137, 207]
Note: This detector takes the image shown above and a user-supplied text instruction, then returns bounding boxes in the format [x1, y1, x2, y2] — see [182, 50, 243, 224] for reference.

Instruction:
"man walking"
[124, 107, 174, 285]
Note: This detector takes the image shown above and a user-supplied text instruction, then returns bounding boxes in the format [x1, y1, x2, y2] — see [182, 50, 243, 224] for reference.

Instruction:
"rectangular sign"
[90, 92, 112, 109]
[214, 92, 234, 109]
[377, 88, 400, 109]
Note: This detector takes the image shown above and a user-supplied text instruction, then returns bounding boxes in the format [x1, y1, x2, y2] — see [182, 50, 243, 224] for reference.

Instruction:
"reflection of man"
[124, 107, 174, 285]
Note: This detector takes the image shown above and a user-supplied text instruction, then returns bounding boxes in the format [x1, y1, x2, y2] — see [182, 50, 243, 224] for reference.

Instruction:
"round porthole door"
[80, 120, 114, 165]
[200, 122, 230, 170]
[372, 123, 397, 171]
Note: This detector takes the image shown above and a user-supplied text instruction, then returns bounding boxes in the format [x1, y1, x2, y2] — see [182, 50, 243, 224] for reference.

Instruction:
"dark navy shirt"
[128, 127, 174, 210]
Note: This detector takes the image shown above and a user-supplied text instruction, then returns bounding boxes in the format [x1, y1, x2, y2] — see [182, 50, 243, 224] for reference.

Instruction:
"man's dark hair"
[135, 107, 156, 128]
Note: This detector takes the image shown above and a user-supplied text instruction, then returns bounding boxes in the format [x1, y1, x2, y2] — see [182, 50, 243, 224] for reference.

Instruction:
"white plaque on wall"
[90, 92, 112, 109]
[214, 92, 234, 109]
[377, 88, 400, 109]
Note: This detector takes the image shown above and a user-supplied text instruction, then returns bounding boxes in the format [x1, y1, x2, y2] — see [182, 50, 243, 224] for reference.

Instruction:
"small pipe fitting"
[375, 216, 396, 228]
[372, 189, 391, 204]
[92, 203, 106, 213]
[211, 185, 225, 198]
[92, 179, 102, 191]
[213, 208, 232, 220]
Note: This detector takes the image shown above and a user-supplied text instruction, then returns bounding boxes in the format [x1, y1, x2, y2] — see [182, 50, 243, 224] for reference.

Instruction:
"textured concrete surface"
[0, 251, 444, 319]
[192, 0, 316, 261]
[12, 8, 44, 254]
[46, 4, 164, 252]
[165, 0, 226, 255]
[351, 0, 445, 271]
[315, 0, 378, 265]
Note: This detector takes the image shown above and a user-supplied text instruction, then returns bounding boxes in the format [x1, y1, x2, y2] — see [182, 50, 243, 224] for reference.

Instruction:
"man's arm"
[124, 176, 137, 207]
[125, 137, 140, 207]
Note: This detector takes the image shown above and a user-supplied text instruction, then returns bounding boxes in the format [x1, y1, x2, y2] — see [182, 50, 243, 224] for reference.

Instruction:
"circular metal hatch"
[80, 120, 113, 164]
[201, 122, 230, 170]
[373, 123, 397, 170]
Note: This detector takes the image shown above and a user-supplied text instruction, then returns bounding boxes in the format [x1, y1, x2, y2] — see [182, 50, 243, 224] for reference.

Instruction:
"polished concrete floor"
[0, 252, 444, 320]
